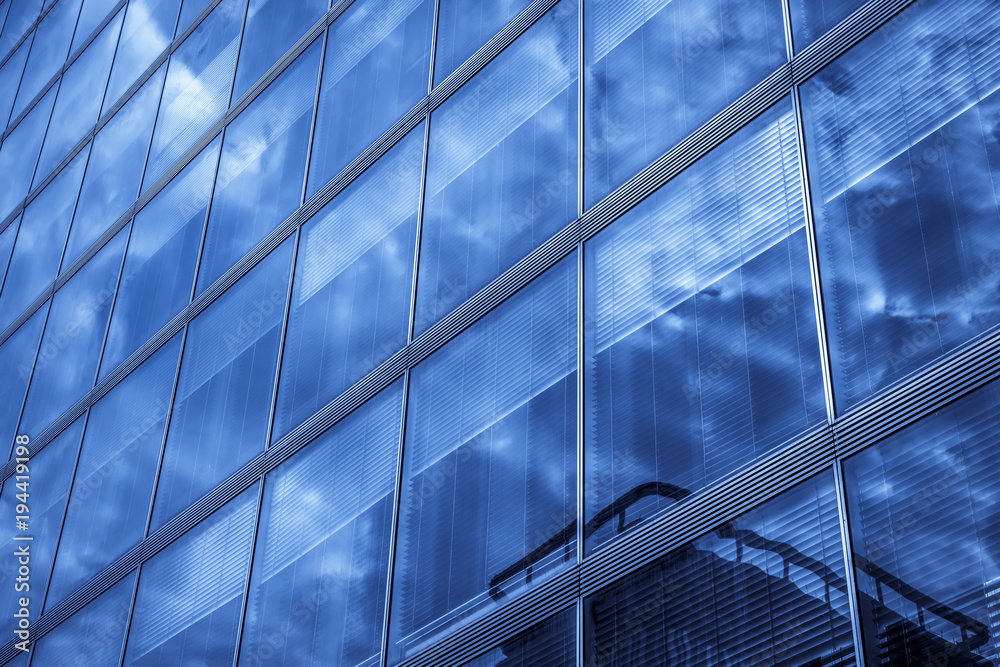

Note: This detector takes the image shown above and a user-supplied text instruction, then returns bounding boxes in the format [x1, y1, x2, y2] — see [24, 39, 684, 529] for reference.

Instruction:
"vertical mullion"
[114, 567, 141, 667]
[230, 477, 266, 667]
[426, 0, 440, 95]
[576, 241, 584, 563]
[406, 114, 432, 344]
[225, 0, 250, 109]
[577, 0, 584, 219]
[8, 299, 52, 460]
[90, 213, 135, 390]
[833, 460, 868, 666]
[263, 226, 300, 450]
[3, 23, 36, 130]
[299, 25, 327, 206]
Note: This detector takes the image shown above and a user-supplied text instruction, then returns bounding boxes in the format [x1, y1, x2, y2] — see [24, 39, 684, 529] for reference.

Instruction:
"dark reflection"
[433, 0, 532, 85]
[462, 608, 575, 667]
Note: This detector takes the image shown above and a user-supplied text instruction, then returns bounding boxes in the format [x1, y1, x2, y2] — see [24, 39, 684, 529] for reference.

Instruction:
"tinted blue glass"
[433, 0, 532, 85]
[149, 238, 292, 531]
[414, 0, 577, 336]
[123, 486, 257, 666]
[0, 36, 30, 128]
[305, 0, 433, 198]
[273, 124, 422, 439]
[231, 0, 325, 101]
[789, 0, 864, 53]
[195, 40, 319, 293]
[462, 608, 575, 667]
[99, 137, 220, 379]
[584, 104, 825, 551]
[844, 379, 1000, 664]
[102, 0, 181, 112]
[801, 0, 1000, 413]
[72, 0, 121, 50]
[0, 305, 45, 455]
[142, 0, 244, 190]
[63, 65, 165, 265]
[0, 214, 15, 283]
[240, 382, 403, 666]
[584, 0, 787, 207]
[45, 334, 181, 609]
[17, 226, 127, 438]
[33, 8, 122, 185]
[10, 0, 81, 120]
[585, 473, 854, 665]
[0, 84, 55, 222]
[0, 417, 84, 637]
[175, 0, 209, 30]
[0, 149, 86, 332]
[29, 571, 137, 666]
[0, 0, 41, 62]
[389, 258, 577, 660]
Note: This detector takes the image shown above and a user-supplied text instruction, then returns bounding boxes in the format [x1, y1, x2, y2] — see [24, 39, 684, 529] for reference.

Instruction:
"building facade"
[0, 0, 999, 664]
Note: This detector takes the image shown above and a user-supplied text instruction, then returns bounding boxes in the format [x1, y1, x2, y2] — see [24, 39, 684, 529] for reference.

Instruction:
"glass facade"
[0, 0, 999, 664]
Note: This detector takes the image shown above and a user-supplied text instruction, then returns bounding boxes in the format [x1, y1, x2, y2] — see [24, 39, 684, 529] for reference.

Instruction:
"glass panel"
[0, 305, 46, 456]
[0, 149, 86, 332]
[141, 0, 244, 190]
[583, 0, 787, 207]
[29, 571, 137, 666]
[72, 0, 121, 51]
[0, 36, 30, 128]
[844, 378, 1000, 664]
[176, 0, 209, 31]
[585, 472, 855, 665]
[45, 334, 181, 609]
[10, 0, 82, 120]
[103, 0, 181, 112]
[17, 226, 128, 438]
[0, 84, 55, 222]
[123, 486, 257, 666]
[231, 0, 325, 101]
[273, 124, 422, 439]
[63, 64, 164, 265]
[0, 417, 84, 638]
[462, 608, 575, 667]
[584, 103, 826, 551]
[239, 382, 403, 667]
[789, 0, 865, 53]
[305, 0, 433, 198]
[0, 0, 42, 57]
[195, 40, 319, 292]
[801, 0, 1000, 413]
[433, 0, 532, 85]
[0, 215, 15, 285]
[149, 238, 292, 531]
[414, 0, 577, 336]
[389, 258, 577, 660]
[33, 7, 122, 186]
[99, 137, 220, 379]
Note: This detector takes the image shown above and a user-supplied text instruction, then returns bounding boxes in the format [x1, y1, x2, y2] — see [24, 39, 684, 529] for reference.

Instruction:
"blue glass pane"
[99, 137, 220, 379]
[584, 0, 787, 208]
[231, 0, 325, 101]
[789, 0, 864, 53]
[0, 215, 15, 284]
[584, 104, 826, 551]
[433, 0, 532, 85]
[0, 149, 86, 332]
[273, 124, 422, 439]
[63, 65, 165, 265]
[17, 226, 128, 438]
[176, 0, 209, 31]
[240, 382, 403, 666]
[33, 8, 122, 185]
[305, 0, 433, 198]
[142, 0, 244, 190]
[0, 37, 30, 128]
[0, 417, 84, 637]
[0, 0, 42, 57]
[29, 571, 137, 666]
[103, 0, 181, 112]
[414, 0, 577, 336]
[389, 258, 577, 660]
[801, 0, 1000, 413]
[123, 486, 257, 666]
[150, 238, 292, 531]
[10, 0, 81, 120]
[0, 84, 55, 222]
[195, 39, 318, 293]
[0, 305, 45, 456]
[461, 608, 574, 667]
[45, 334, 181, 609]
[844, 378, 1000, 663]
[585, 473, 855, 665]
[72, 0, 121, 50]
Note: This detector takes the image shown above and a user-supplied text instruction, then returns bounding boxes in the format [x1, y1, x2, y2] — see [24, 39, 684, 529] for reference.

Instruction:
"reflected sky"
[9, 0, 80, 120]
[0, 35, 30, 129]
[0, 0, 42, 58]
[0, 84, 55, 223]
[0, 304, 46, 459]
[72, 0, 122, 51]
[433, 0, 532, 85]
[788, 0, 864, 53]
[103, 0, 181, 112]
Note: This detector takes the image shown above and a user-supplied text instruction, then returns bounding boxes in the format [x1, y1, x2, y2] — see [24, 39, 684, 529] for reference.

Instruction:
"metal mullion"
[299, 25, 328, 207]
[134, 40, 170, 203]
[577, 0, 584, 219]
[262, 227, 301, 450]
[8, 298, 53, 461]
[89, 214, 135, 406]
[406, 112, 433, 344]
[576, 242, 584, 563]
[575, 597, 584, 667]
[426, 0, 441, 95]
[832, 460, 868, 666]
[230, 478, 266, 667]
[225, 0, 251, 109]
[115, 560, 142, 667]
[780, 0, 796, 63]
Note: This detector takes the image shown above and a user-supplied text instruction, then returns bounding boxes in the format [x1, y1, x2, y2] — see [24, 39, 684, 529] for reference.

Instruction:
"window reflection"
[0, 305, 46, 458]
[103, 0, 182, 112]
[0, 84, 55, 222]
[462, 608, 575, 667]
[9, 0, 80, 121]
[433, 0, 532, 85]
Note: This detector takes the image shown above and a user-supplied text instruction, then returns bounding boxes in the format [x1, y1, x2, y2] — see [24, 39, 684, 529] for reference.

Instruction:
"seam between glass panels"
[0, 0, 52, 69]
[833, 459, 868, 666]
[231, 478, 267, 667]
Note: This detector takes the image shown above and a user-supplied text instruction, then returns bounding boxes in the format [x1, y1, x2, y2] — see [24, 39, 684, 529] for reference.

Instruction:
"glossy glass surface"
[0, 37, 30, 128]
[433, 0, 532, 85]
[149, 238, 292, 531]
[0, 0, 42, 57]
[844, 378, 1000, 664]
[0, 216, 15, 286]
[176, 0, 209, 31]
[72, 0, 121, 50]
[240, 382, 404, 666]
[585, 473, 855, 665]
[0, 84, 55, 222]
[584, 103, 825, 550]
[123, 486, 257, 666]
[195, 39, 318, 292]
[462, 608, 575, 667]
[273, 124, 423, 439]
[789, 0, 865, 53]
[0, 305, 46, 456]
[801, 0, 1000, 413]
[44, 334, 180, 610]
[10, 0, 81, 120]
[389, 258, 577, 660]
[414, 0, 578, 336]
[102, 0, 181, 112]
[305, 0, 433, 198]
[583, 0, 787, 207]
